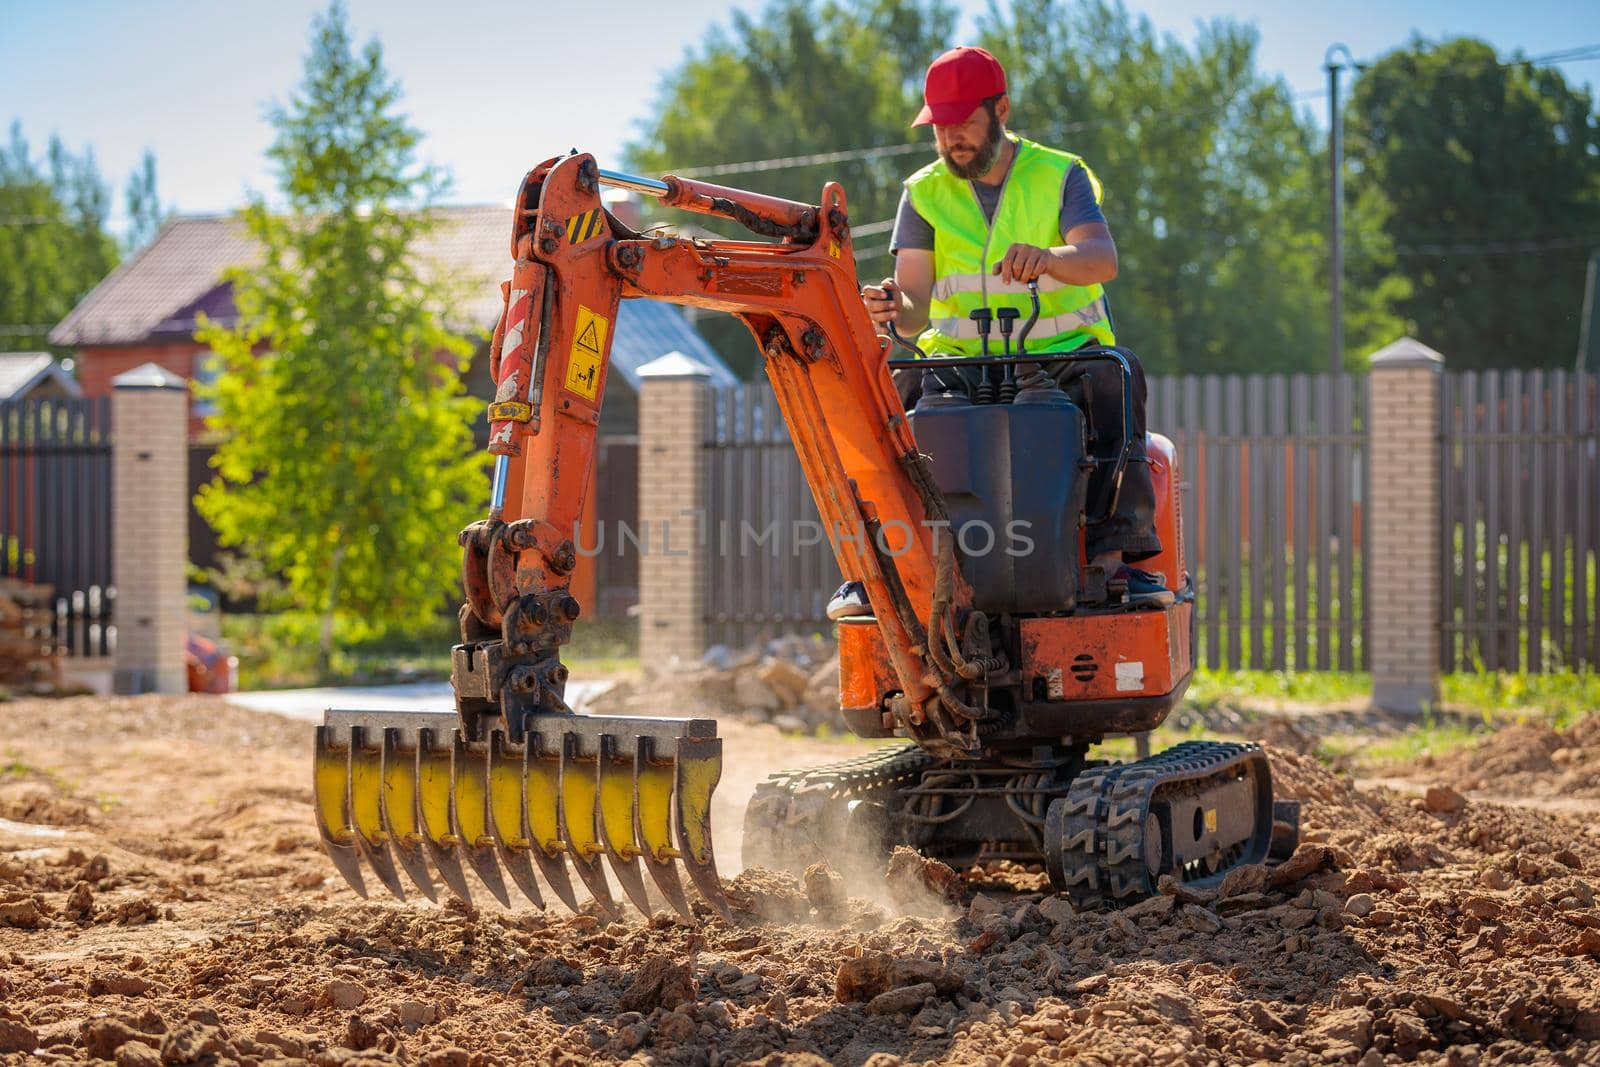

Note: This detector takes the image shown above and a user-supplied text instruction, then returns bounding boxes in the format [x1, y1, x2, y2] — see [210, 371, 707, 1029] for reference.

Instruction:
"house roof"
[0, 352, 81, 400]
[48, 206, 737, 390]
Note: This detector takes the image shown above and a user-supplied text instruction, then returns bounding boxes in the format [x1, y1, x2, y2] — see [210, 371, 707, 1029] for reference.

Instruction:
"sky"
[2, 0, 1598, 235]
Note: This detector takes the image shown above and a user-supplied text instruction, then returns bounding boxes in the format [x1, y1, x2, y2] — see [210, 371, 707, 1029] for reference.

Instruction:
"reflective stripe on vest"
[930, 294, 1108, 341]
[905, 135, 1115, 357]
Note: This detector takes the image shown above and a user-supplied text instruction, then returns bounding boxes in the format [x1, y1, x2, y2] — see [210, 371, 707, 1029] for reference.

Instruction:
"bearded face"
[936, 103, 1005, 180]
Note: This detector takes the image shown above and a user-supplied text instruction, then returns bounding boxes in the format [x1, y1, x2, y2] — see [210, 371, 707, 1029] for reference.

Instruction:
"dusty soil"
[1394, 714, 1600, 801]
[2, 695, 1599, 1066]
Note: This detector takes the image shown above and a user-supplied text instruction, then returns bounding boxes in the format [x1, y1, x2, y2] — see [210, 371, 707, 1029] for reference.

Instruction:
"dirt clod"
[617, 954, 696, 1013]
[82, 1018, 157, 1059]
[0, 894, 47, 928]
[325, 979, 367, 1009]
[90, 970, 155, 997]
[802, 861, 847, 913]
[885, 845, 961, 913]
[0, 1018, 38, 1053]
[159, 1021, 227, 1064]
[1423, 784, 1468, 814]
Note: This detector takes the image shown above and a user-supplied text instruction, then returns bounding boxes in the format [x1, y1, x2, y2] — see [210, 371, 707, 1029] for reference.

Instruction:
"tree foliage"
[124, 148, 169, 252]
[625, 0, 955, 376]
[978, 0, 1332, 374]
[195, 1, 484, 665]
[628, 1, 1600, 375]
[1345, 38, 1600, 369]
[0, 123, 120, 355]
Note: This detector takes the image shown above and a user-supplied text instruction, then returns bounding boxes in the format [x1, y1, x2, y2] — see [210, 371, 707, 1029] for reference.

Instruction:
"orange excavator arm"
[313, 153, 999, 923]
[469, 151, 987, 747]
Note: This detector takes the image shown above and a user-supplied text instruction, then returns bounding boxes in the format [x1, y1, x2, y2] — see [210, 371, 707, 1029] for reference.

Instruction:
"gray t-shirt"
[890, 162, 1105, 253]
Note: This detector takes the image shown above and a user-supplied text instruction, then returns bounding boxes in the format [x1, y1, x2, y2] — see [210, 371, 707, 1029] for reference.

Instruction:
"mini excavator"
[313, 153, 1298, 920]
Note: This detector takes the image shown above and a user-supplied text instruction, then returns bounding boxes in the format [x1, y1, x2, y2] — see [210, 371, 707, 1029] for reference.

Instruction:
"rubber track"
[1051, 740, 1269, 911]
[741, 743, 933, 873]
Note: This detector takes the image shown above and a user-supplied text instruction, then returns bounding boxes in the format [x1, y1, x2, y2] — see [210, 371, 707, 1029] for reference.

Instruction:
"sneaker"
[826, 581, 873, 620]
[1116, 566, 1176, 609]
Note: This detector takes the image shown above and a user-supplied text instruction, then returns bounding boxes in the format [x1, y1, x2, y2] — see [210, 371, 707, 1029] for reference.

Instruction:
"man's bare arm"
[994, 222, 1118, 286]
[861, 248, 935, 334]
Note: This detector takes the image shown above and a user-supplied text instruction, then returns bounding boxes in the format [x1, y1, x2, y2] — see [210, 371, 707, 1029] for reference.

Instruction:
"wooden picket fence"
[702, 371, 1370, 669]
[1440, 369, 1600, 671]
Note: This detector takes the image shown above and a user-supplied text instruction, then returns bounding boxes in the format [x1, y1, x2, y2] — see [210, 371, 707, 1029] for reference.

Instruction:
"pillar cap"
[112, 362, 188, 391]
[638, 351, 713, 380]
[1369, 337, 1443, 370]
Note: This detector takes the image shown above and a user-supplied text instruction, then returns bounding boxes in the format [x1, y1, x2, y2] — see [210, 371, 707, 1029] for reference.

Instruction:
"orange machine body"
[839, 431, 1195, 742]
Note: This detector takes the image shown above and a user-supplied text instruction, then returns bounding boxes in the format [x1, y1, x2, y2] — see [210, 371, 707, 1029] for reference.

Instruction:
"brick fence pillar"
[637, 353, 712, 669]
[1366, 337, 1444, 714]
[112, 363, 190, 694]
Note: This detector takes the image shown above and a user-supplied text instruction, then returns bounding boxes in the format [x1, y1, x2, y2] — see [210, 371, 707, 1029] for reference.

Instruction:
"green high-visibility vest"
[904, 134, 1115, 357]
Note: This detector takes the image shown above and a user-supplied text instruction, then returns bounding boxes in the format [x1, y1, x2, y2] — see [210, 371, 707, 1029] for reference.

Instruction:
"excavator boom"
[314, 153, 978, 920]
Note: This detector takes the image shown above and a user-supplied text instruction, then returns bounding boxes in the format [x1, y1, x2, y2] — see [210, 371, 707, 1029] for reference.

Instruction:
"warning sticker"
[566, 208, 605, 244]
[564, 304, 608, 401]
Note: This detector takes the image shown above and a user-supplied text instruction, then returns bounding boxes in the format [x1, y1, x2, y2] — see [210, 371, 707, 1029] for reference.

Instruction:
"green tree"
[625, 0, 956, 376]
[124, 148, 169, 252]
[980, 0, 1331, 374]
[0, 122, 120, 355]
[1345, 37, 1600, 369]
[196, 1, 484, 669]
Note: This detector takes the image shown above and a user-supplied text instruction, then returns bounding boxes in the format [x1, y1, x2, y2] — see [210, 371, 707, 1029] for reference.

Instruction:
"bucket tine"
[313, 726, 368, 897]
[380, 728, 436, 901]
[635, 735, 694, 922]
[488, 732, 545, 908]
[674, 735, 730, 919]
[524, 732, 581, 912]
[557, 732, 618, 916]
[348, 727, 406, 900]
[417, 728, 474, 904]
[451, 735, 512, 907]
[597, 734, 654, 918]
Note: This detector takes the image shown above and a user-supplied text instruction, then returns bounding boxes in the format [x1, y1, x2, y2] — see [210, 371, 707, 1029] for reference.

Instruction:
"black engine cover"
[908, 386, 1088, 615]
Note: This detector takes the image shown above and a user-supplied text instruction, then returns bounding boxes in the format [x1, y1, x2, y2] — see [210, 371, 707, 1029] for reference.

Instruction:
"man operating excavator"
[830, 45, 1171, 619]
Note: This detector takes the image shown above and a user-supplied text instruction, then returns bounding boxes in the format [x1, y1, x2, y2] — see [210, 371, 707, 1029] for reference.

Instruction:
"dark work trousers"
[892, 344, 1162, 563]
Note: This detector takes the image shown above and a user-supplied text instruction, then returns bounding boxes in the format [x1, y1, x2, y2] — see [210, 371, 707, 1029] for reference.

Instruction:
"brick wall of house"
[77, 342, 208, 439]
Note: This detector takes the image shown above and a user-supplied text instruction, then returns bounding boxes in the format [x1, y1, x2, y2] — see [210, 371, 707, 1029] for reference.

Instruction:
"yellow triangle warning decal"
[576, 320, 601, 354]
[565, 304, 609, 402]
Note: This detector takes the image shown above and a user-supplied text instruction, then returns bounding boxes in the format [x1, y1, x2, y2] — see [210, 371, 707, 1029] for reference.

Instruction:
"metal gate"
[1440, 369, 1600, 671]
[0, 396, 115, 656]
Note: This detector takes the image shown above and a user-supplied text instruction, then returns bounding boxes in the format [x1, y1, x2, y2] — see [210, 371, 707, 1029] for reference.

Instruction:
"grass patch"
[562, 619, 640, 678]
[1187, 667, 1599, 724]
[1314, 714, 1487, 770]
[1188, 669, 1372, 710]
[1440, 670, 1600, 729]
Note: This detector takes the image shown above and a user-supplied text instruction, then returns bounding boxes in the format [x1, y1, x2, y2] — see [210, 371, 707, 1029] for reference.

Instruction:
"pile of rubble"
[0, 578, 60, 698]
[589, 634, 842, 732]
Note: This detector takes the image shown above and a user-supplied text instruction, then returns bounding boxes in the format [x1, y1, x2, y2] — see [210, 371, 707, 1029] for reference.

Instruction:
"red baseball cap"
[912, 47, 1007, 127]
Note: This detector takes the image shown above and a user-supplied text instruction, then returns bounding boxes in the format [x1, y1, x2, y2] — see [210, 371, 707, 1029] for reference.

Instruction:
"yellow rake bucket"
[313, 709, 728, 920]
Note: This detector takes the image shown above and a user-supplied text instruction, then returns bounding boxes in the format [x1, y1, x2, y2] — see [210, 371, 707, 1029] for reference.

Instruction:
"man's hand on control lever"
[994, 243, 1054, 285]
[860, 277, 902, 326]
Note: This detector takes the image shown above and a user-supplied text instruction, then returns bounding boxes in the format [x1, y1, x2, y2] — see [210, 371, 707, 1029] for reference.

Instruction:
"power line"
[673, 86, 1331, 180]
[1392, 234, 1600, 257]
[668, 42, 1600, 182]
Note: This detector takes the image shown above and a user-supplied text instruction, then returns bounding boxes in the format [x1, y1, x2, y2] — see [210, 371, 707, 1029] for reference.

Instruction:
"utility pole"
[1325, 44, 1357, 377]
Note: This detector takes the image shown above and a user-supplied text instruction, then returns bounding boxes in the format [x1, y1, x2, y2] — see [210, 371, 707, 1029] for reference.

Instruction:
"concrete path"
[226, 679, 612, 724]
